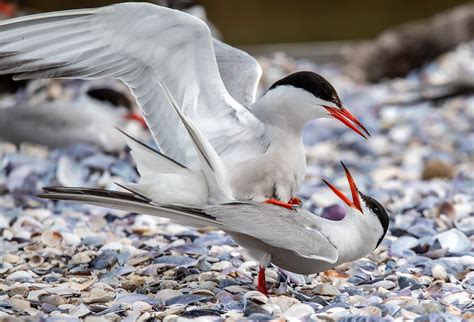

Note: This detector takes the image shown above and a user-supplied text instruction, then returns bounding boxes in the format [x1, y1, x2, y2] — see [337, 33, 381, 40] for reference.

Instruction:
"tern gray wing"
[0, 3, 267, 167]
[214, 39, 262, 107]
[205, 203, 339, 263]
[39, 184, 337, 264]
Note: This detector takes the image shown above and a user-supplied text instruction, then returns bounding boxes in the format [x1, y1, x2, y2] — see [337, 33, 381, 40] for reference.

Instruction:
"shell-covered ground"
[0, 43, 473, 321]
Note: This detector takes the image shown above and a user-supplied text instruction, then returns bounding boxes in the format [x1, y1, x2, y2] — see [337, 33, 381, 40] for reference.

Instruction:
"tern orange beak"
[322, 162, 363, 213]
[323, 106, 370, 139]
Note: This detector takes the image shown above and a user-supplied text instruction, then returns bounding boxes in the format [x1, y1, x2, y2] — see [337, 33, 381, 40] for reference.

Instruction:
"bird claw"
[264, 198, 294, 210]
[288, 197, 302, 206]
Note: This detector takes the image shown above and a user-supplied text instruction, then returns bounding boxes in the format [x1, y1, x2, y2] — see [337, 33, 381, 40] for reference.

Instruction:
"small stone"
[421, 160, 455, 180]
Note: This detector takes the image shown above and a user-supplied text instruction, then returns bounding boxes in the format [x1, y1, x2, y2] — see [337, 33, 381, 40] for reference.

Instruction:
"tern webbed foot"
[288, 197, 302, 206]
[257, 266, 269, 296]
[264, 198, 294, 210]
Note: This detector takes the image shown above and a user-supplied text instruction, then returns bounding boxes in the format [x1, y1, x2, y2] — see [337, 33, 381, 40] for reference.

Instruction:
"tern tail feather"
[117, 128, 209, 205]
[38, 187, 217, 227]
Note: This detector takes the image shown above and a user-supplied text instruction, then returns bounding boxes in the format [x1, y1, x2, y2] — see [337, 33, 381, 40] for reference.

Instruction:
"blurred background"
[0, 1, 472, 319]
[7, 0, 472, 44]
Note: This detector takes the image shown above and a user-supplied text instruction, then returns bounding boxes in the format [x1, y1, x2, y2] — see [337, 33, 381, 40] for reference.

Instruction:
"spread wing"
[214, 39, 262, 107]
[0, 3, 267, 167]
[206, 203, 339, 263]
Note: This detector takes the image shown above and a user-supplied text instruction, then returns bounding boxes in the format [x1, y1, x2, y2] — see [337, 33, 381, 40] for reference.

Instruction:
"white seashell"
[28, 255, 44, 267]
[10, 298, 31, 312]
[3, 253, 20, 264]
[243, 291, 268, 304]
[358, 306, 382, 317]
[71, 252, 92, 265]
[284, 303, 315, 319]
[38, 294, 67, 307]
[69, 277, 96, 291]
[99, 242, 123, 252]
[270, 295, 300, 312]
[132, 301, 152, 312]
[61, 232, 81, 246]
[70, 304, 91, 318]
[82, 288, 115, 304]
[0, 262, 12, 274]
[435, 229, 471, 253]
[155, 289, 183, 305]
[41, 231, 63, 247]
[210, 260, 231, 271]
[313, 283, 341, 296]
[431, 264, 448, 281]
[442, 291, 471, 306]
[163, 314, 179, 322]
[400, 308, 420, 320]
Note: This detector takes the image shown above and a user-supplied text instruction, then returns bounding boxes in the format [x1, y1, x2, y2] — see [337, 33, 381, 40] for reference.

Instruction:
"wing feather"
[0, 3, 266, 166]
[206, 204, 339, 263]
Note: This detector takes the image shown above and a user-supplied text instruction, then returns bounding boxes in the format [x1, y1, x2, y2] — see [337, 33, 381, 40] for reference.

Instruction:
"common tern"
[0, 91, 146, 152]
[39, 81, 389, 296]
[0, 2, 369, 208]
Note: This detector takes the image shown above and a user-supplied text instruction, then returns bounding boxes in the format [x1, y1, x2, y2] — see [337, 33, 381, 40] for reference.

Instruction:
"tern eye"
[371, 206, 382, 216]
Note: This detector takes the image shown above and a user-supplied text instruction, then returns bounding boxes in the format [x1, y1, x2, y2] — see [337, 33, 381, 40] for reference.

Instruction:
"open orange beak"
[322, 161, 363, 213]
[323, 106, 370, 139]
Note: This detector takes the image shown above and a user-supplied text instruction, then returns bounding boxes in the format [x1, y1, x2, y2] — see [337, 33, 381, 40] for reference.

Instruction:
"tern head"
[322, 162, 389, 246]
[266, 71, 369, 138]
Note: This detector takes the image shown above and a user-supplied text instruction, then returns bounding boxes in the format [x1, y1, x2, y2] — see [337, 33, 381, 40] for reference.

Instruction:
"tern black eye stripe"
[269, 71, 343, 107]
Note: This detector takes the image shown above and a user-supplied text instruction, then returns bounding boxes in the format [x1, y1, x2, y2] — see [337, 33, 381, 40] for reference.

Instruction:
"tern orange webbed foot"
[288, 197, 302, 206]
[264, 198, 294, 210]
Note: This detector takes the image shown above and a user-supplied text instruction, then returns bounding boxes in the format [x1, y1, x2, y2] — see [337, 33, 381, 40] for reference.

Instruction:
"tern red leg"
[257, 266, 269, 296]
[288, 197, 302, 206]
[264, 198, 293, 210]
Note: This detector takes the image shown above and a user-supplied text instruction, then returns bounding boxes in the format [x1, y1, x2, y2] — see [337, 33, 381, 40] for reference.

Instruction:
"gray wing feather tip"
[115, 127, 188, 169]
